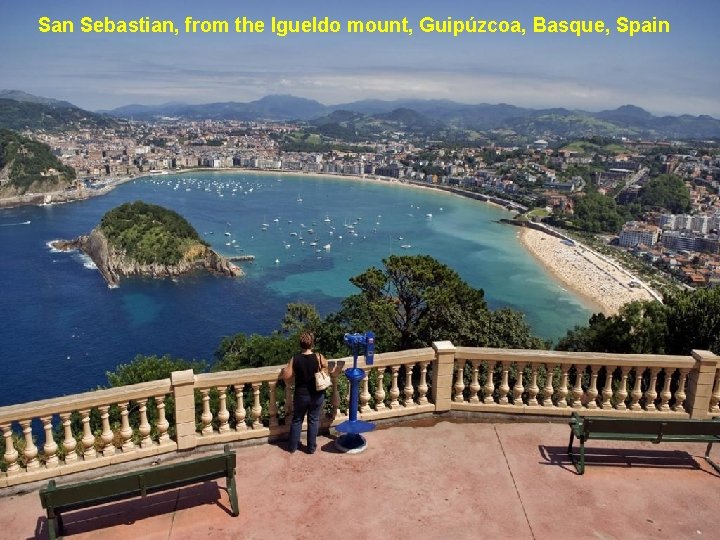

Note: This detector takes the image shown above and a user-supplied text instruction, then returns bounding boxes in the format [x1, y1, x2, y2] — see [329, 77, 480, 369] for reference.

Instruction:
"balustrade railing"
[1, 345, 717, 488]
[0, 379, 174, 487]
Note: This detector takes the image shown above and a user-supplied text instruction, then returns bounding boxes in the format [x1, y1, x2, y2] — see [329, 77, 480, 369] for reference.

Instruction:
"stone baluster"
[630, 368, 645, 411]
[417, 362, 429, 405]
[119, 402, 135, 452]
[360, 370, 372, 412]
[673, 368, 689, 412]
[404, 364, 416, 407]
[283, 381, 293, 420]
[20, 419, 39, 470]
[616, 367, 629, 410]
[59, 413, 78, 463]
[330, 371, 341, 416]
[200, 390, 214, 435]
[251, 383, 263, 428]
[79, 409, 96, 459]
[543, 365, 556, 407]
[469, 360, 481, 404]
[137, 399, 152, 448]
[374, 367, 387, 410]
[484, 361, 496, 404]
[556, 365, 570, 408]
[389, 365, 401, 408]
[267, 382, 279, 427]
[498, 362, 511, 405]
[571, 365, 584, 410]
[710, 369, 720, 413]
[644, 368, 660, 412]
[218, 387, 232, 432]
[601, 366, 615, 409]
[453, 360, 466, 403]
[527, 364, 539, 407]
[513, 362, 525, 407]
[41, 416, 59, 468]
[234, 385, 248, 431]
[98, 406, 115, 456]
[155, 396, 171, 443]
[1, 424, 20, 474]
[659, 368, 673, 412]
[585, 366, 599, 410]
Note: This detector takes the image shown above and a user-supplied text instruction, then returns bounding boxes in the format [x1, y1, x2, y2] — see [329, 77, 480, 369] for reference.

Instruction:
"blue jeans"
[289, 388, 325, 453]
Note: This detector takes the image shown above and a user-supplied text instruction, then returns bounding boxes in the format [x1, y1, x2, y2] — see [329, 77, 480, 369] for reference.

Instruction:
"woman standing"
[280, 331, 328, 453]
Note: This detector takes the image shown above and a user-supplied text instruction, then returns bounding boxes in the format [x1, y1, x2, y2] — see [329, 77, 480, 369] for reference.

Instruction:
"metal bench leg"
[705, 442, 720, 475]
[227, 474, 239, 517]
[567, 432, 585, 475]
[46, 508, 60, 540]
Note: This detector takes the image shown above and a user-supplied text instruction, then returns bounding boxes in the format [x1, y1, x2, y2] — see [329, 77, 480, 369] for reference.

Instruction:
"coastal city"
[13, 115, 720, 302]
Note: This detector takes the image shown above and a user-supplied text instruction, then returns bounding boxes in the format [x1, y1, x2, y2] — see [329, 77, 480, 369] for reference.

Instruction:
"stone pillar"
[171, 369, 197, 450]
[685, 350, 719, 419]
[431, 341, 456, 412]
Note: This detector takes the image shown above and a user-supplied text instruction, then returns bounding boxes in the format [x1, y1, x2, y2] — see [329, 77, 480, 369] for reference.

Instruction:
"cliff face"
[53, 228, 242, 286]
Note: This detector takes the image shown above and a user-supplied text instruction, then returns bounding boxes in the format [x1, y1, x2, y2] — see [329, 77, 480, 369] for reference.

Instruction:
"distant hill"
[104, 95, 720, 140]
[0, 128, 76, 196]
[0, 90, 116, 131]
[106, 95, 329, 122]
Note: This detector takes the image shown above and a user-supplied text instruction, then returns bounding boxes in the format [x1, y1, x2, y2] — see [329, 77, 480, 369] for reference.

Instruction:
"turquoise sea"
[0, 172, 592, 405]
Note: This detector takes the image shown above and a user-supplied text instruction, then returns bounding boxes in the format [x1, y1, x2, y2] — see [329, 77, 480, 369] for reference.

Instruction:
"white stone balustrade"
[450, 348, 715, 418]
[0, 379, 174, 488]
[1, 345, 717, 489]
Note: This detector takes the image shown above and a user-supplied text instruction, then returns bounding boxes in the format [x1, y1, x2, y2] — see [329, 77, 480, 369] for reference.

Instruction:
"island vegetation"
[52, 201, 241, 286]
[99, 201, 209, 265]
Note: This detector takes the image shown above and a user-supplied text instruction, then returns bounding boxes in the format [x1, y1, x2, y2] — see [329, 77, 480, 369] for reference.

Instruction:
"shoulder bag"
[314, 354, 331, 391]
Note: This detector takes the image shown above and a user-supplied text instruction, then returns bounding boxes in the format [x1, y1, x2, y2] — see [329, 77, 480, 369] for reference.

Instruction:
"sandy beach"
[518, 227, 658, 315]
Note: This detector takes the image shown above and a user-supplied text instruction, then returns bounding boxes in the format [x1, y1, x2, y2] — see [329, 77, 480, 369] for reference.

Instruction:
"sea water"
[0, 172, 591, 405]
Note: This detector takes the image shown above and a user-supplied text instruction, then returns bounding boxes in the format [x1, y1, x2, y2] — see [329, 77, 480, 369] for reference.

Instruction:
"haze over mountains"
[2, 90, 720, 140]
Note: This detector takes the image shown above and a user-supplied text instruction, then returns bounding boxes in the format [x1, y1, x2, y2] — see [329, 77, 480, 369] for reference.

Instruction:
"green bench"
[567, 412, 720, 475]
[39, 445, 239, 540]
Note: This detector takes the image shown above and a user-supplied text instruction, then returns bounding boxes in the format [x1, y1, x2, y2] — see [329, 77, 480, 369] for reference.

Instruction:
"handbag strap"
[316, 353, 322, 373]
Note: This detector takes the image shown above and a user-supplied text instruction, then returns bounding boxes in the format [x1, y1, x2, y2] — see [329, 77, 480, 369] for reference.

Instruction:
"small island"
[52, 201, 243, 286]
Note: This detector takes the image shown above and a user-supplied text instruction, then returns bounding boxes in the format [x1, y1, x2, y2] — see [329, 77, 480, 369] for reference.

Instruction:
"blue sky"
[1, 0, 718, 115]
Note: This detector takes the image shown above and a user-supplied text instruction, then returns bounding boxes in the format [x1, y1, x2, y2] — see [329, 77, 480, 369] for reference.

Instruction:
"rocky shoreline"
[52, 228, 243, 287]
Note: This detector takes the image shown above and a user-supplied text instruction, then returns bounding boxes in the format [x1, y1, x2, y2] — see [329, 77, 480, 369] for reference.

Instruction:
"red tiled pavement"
[1, 420, 719, 539]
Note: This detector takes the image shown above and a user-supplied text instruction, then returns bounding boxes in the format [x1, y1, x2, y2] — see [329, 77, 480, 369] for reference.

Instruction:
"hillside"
[0, 129, 75, 196]
[52, 201, 242, 286]
[104, 95, 720, 140]
[0, 91, 116, 131]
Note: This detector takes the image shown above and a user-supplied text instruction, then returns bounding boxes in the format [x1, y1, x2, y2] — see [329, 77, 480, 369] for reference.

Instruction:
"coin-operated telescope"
[335, 331, 376, 453]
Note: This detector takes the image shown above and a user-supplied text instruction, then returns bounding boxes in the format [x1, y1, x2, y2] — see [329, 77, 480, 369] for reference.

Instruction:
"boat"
[323, 244, 331, 251]
[323, 216, 332, 223]
[224, 232, 231, 237]
[309, 241, 318, 247]
[426, 213, 433, 219]
[290, 232, 298, 237]
[401, 244, 412, 249]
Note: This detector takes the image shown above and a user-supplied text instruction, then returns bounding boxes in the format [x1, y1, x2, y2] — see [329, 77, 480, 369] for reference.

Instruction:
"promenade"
[2, 420, 719, 539]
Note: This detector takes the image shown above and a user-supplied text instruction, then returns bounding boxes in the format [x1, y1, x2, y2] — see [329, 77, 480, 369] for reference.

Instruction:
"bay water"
[0, 172, 592, 405]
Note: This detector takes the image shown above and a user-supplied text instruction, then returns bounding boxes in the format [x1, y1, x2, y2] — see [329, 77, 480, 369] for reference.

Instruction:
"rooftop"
[3, 419, 720, 539]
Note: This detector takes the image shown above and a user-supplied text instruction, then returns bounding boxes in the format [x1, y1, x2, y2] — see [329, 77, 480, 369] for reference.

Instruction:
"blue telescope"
[334, 331, 376, 452]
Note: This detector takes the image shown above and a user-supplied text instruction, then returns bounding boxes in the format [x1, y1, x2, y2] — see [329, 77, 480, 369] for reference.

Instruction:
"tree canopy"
[556, 287, 720, 356]
[100, 201, 208, 265]
[637, 174, 691, 213]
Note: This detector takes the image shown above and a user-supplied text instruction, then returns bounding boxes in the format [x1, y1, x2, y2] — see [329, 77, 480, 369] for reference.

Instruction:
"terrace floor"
[2, 420, 720, 539]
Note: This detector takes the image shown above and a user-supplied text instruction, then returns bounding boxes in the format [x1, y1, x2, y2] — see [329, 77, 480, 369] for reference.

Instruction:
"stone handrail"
[1, 345, 718, 488]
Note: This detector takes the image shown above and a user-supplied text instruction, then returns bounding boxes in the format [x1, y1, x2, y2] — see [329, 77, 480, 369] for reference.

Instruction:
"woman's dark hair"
[299, 331, 314, 350]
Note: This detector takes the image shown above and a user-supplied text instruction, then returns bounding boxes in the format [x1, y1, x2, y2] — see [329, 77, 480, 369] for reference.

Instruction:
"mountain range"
[2, 90, 719, 140]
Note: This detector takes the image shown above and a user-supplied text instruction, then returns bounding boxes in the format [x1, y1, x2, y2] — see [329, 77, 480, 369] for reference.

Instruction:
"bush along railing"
[1, 344, 718, 488]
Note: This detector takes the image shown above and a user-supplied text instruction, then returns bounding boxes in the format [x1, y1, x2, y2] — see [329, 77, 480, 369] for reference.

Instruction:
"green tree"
[664, 287, 720, 355]
[106, 354, 207, 387]
[337, 255, 544, 351]
[638, 174, 691, 213]
[570, 191, 626, 233]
